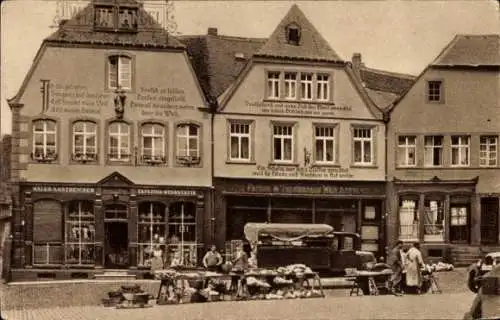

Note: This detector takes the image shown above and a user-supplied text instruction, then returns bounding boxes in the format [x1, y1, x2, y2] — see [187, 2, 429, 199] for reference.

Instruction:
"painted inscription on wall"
[245, 101, 352, 117]
[129, 87, 196, 117]
[49, 84, 108, 114]
[251, 165, 354, 179]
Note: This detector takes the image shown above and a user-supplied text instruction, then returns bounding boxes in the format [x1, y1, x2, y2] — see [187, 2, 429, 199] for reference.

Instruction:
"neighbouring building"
[386, 34, 500, 265]
[0, 135, 12, 279]
[185, 5, 400, 258]
[7, 0, 211, 281]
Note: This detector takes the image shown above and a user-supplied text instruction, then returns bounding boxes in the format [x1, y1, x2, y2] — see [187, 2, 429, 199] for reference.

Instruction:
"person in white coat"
[405, 242, 424, 294]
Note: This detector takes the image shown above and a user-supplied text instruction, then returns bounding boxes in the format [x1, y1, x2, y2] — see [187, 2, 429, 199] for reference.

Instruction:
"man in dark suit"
[387, 240, 404, 296]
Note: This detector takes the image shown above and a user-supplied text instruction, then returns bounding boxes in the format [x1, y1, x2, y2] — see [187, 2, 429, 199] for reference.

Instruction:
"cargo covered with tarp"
[243, 223, 334, 244]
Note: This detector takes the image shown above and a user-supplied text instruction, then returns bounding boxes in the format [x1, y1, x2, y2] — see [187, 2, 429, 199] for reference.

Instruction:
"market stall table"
[349, 269, 393, 296]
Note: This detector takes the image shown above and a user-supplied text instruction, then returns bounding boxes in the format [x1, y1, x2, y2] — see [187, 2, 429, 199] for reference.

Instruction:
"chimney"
[207, 27, 218, 36]
[352, 53, 362, 71]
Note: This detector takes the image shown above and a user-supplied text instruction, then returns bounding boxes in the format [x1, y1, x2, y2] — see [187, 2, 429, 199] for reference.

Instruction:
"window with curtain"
[108, 122, 130, 162]
[398, 198, 419, 241]
[176, 123, 200, 164]
[229, 122, 251, 161]
[72, 121, 97, 162]
[141, 123, 165, 164]
[273, 124, 293, 162]
[314, 126, 335, 164]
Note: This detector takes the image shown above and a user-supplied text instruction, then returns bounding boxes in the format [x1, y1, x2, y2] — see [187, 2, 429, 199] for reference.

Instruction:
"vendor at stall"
[202, 245, 223, 272]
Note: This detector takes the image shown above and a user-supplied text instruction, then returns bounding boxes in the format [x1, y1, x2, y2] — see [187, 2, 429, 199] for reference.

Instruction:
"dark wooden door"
[481, 197, 499, 245]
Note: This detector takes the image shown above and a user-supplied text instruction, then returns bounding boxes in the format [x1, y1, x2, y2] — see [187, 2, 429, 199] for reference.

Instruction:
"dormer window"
[286, 23, 301, 45]
[94, 5, 138, 32]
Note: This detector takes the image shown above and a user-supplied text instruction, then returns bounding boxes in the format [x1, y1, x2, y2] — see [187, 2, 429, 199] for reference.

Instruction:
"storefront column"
[444, 194, 450, 243]
[356, 199, 363, 234]
[418, 194, 425, 243]
[128, 196, 138, 269]
[214, 192, 225, 250]
[94, 194, 104, 268]
[471, 194, 481, 245]
[267, 198, 271, 222]
[23, 194, 33, 268]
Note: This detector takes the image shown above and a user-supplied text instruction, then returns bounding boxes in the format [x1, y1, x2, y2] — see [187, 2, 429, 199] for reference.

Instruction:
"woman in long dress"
[405, 242, 424, 294]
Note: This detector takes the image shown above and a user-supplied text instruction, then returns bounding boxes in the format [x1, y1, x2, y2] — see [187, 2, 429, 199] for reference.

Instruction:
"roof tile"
[432, 34, 500, 67]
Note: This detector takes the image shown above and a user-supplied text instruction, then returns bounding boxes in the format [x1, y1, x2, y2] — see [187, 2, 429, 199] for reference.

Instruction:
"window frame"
[352, 126, 375, 166]
[266, 71, 281, 100]
[106, 53, 134, 92]
[31, 118, 59, 163]
[424, 135, 443, 167]
[284, 72, 298, 100]
[175, 122, 202, 166]
[396, 135, 417, 167]
[285, 23, 301, 45]
[423, 196, 446, 242]
[300, 73, 314, 101]
[316, 74, 330, 102]
[140, 122, 167, 165]
[313, 124, 337, 165]
[271, 122, 296, 164]
[450, 135, 470, 167]
[107, 120, 132, 164]
[426, 80, 444, 103]
[397, 195, 420, 242]
[479, 135, 498, 167]
[71, 119, 99, 164]
[94, 5, 138, 31]
[228, 120, 254, 163]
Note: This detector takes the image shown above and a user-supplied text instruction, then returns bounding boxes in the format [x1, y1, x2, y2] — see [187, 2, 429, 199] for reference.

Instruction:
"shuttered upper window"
[108, 55, 132, 90]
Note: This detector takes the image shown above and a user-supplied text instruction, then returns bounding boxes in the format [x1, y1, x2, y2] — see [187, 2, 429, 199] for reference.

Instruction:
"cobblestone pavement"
[2, 292, 475, 320]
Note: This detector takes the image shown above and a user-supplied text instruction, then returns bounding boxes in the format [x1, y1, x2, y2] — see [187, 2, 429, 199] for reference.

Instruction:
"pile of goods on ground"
[103, 284, 153, 308]
[424, 262, 454, 272]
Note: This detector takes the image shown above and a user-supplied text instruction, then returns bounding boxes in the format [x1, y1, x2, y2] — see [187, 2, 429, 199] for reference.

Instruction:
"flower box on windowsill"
[108, 154, 131, 162]
[176, 156, 200, 166]
[31, 152, 58, 163]
[73, 153, 98, 163]
[142, 156, 165, 165]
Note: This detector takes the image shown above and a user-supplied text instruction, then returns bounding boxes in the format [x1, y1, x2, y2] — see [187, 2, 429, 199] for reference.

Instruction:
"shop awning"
[243, 223, 334, 243]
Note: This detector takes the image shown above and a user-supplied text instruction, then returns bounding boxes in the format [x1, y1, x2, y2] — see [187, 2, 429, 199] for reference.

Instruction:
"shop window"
[271, 198, 313, 224]
[398, 198, 419, 241]
[108, 121, 131, 162]
[451, 135, 470, 167]
[424, 136, 443, 167]
[450, 198, 470, 243]
[167, 202, 197, 267]
[33, 200, 63, 265]
[316, 74, 330, 101]
[229, 121, 251, 161]
[423, 198, 445, 242]
[32, 119, 57, 162]
[141, 123, 165, 165]
[480, 135, 498, 167]
[300, 73, 313, 100]
[284, 72, 297, 100]
[272, 124, 294, 163]
[65, 201, 95, 265]
[72, 121, 97, 163]
[314, 126, 336, 164]
[397, 135, 416, 167]
[176, 123, 200, 165]
[267, 71, 281, 99]
[108, 55, 132, 90]
[137, 202, 166, 268]
[226, 196, 268, 240]
[353, 127, 373, 165]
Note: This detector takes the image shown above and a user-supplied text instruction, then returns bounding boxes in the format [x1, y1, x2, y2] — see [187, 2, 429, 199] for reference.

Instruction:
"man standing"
[202, 245, 223, 272]
[405, 242, 424, 294]
[387, 240, 404, 296]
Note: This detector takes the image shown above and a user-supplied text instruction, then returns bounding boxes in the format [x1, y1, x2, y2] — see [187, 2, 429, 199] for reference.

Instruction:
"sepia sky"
[1, 0, 499, 134]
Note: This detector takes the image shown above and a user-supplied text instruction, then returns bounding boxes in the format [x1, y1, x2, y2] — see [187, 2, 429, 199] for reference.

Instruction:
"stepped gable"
[254, 4, 343, 63]
[45, 0, 185, 49]
[431, 34, 500, 67]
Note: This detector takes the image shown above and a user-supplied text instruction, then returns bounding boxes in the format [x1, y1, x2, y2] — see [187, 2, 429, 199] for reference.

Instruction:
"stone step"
[94, 271, 136, 281]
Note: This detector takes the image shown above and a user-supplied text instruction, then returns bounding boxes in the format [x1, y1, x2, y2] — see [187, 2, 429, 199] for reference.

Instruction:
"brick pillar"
[128, 194, 138, 269]
[470, 194, 481, 245]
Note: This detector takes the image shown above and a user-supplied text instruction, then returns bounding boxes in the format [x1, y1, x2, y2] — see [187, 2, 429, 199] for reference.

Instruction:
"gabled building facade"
[8, 0, 212, 281]
[205, 5, 389, 257]
[386, 35, 500, 264]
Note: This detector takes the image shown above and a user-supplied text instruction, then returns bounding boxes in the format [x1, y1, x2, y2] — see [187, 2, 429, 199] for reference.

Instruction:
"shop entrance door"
[104, 222, 129, 268]
[481, 197, 499, 245]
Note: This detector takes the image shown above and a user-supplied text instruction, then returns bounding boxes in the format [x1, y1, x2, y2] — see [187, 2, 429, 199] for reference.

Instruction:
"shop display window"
[137, 202, 167, 268]
[450, 198, 470, 243]
[423, 199, 445, 242]
[398, 197, 419, 241]
[65, 201, 95, 265]
[33, 200, 64, 265]
[165, 202, 197, 267]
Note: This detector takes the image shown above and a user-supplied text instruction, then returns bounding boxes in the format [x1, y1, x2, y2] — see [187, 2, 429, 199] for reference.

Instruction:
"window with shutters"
[108, 55, 132, 90]
[33, 200, 64, 265]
